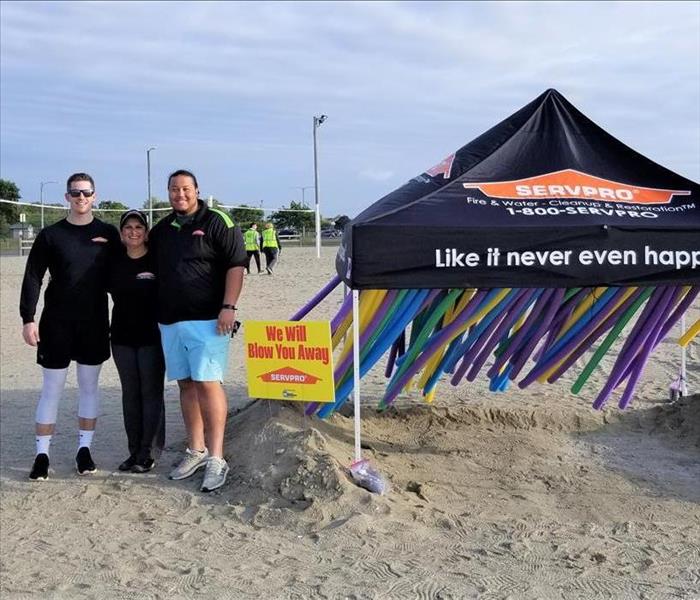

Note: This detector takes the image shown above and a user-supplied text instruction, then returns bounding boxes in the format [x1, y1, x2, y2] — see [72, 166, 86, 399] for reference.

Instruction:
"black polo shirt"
[149, 201, 247, 325]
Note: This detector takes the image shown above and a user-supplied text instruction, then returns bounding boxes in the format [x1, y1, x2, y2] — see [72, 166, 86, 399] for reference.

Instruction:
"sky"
[1, 1, 699, 218]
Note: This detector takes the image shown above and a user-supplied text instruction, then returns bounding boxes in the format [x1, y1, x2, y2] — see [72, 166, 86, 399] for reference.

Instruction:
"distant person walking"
[244, 222, 262, 275]
[20, 173, 120, 480]
[149, 169, 247, 492]
[261, 222, 281, 274]
[109, 210, 165, 473]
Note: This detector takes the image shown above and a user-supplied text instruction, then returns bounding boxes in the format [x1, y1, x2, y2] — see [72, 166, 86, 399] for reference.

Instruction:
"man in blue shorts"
[149, 169, 246, 492]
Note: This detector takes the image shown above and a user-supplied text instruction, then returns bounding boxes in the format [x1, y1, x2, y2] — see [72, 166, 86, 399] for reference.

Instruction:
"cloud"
[358, 168, 395, 182]
[1, 1, 698, 214]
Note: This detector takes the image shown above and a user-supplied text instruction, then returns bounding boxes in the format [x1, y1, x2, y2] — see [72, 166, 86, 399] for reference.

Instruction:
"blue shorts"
[159, 320, 230, 382]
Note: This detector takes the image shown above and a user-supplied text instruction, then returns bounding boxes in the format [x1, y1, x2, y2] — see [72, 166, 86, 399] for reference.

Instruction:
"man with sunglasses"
[20, 172, 120, 480]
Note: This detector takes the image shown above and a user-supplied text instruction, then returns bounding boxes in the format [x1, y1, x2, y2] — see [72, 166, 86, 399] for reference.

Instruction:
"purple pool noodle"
[290, 275, 342, 322]
[451, 309, 509, 385]
[450, 289, 526, 385]
[385, 339, 400, 378]
[547, 288, 644, 383]
[383, 290, 487, 406]
[382, 290, 488, 406]
[534, 288, 592, 363]
[487, 288, 555, 378]
[593, 286, 675, 409]
[591, 288, 666, 410]
[615, 286, 685, 385]
[618, 289, 679, 409]
[513, 288, 567, 385]
[597, 286, 670, 391]
[330, 292, 353, 334]
[521, 287, 626, 385]
[466, 288, 539, 382]
[655, 286, 699, 342]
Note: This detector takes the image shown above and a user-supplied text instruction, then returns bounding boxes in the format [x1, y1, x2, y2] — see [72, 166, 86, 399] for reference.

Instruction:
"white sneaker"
[201, 456, 229, 492]
[169, 448, 209, 480]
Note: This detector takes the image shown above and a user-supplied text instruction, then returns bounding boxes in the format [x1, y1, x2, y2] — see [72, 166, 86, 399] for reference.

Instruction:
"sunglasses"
[68, 189, 94, 198]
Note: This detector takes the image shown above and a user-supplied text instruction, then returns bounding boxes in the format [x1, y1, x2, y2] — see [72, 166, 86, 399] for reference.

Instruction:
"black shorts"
[37, 315, 110, 369]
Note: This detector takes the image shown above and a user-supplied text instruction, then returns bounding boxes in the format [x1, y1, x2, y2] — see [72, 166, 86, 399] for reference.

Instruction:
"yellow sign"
[244, 320, 335, 403]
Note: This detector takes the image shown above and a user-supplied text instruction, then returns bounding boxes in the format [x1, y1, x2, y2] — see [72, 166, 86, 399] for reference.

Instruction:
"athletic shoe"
[266, 267, 272, 275]
[76, 447, 96, 475]
[201, 457, 229, 493]
[29, 453, 49, 480]
[169, 448, 209, 480]
[118, 456, 137, 471]
[131, 457, 155, 473]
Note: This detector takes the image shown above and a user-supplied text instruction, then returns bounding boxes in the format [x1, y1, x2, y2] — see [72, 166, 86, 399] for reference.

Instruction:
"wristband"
[221, 304, 238, 311]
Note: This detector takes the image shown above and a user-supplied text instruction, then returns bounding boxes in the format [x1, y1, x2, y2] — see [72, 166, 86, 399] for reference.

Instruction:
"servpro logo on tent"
[462, 169, 691, 205]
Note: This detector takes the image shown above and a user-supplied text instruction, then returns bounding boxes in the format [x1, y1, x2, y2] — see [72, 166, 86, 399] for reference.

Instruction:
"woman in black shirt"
[109, 210, 165, 472]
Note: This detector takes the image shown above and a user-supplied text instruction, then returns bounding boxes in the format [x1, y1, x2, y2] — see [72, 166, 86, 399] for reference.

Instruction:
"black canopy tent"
[334, 89, 698, 465]
[336, 89, 699, 290]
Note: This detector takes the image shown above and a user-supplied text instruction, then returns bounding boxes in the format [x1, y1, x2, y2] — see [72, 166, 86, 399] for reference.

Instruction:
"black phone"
[231, 320, 242, 338]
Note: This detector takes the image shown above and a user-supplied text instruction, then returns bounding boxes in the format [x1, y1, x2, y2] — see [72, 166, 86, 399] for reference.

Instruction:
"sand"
[1, 247, 698, 599]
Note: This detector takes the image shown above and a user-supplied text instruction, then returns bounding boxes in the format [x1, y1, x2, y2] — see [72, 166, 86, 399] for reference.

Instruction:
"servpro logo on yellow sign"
[244, 321, 335, 403]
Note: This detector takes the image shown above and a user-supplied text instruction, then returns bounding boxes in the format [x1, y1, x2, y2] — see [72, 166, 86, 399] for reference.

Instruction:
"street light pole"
[292, 186, 313, 208]
[312, 114, 327, 258]
[39, 180, 58, 230]
[147, 146, 156, 226]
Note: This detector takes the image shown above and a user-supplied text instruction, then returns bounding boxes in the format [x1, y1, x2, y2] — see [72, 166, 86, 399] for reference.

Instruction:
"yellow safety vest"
[262, 228, 278, 249]
[244, 229, 259, 251]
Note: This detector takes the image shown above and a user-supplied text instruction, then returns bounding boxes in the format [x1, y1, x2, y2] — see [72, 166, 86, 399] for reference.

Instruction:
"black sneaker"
[118, 456, 137, 471]
[131, 457, 155, 473]
[76, 447, 96, 475]
[29, 453, 49, 480]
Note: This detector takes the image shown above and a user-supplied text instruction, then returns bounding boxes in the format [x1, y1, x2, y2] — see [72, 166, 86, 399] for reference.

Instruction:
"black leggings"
[263, 248, 279, 272]
[111, 344, 165, 460]
[246, 250, 261, 273]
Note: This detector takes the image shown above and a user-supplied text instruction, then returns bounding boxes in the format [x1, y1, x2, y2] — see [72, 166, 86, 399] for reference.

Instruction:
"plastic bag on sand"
[349, 459, 388, 495]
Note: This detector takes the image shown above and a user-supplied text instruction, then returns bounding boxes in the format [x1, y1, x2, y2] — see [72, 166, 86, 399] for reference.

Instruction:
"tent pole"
[681, 313, 688, 396]
[352, 289, 362, 463]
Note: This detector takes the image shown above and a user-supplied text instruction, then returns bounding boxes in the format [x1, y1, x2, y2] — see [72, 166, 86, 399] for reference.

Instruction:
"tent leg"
[352, 289, 362, 463]
[681, 314, 688, 396]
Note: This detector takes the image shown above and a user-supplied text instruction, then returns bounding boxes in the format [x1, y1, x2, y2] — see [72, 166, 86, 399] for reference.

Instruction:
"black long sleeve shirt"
[20, 218, 119, 324]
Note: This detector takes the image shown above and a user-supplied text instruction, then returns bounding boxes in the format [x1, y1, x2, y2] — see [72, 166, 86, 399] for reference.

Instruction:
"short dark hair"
[250, 222, 257, 228]
[168, 169, 198, 189]
[66, 172, 95, 191]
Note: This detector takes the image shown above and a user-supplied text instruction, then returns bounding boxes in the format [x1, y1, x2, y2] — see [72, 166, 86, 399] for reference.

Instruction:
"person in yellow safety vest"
[244, 223, 261, 274]
[261, 222, 281, 275]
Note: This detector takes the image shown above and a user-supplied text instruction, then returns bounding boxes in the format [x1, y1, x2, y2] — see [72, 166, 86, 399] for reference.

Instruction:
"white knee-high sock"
[36, 435, 52, 456]
[78, 430, 94, 449]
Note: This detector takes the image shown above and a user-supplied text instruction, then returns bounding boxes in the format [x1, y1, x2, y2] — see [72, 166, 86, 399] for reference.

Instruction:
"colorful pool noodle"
[546, 287, 642, 384]
[379, 289, 489, 408]
[680, 317, 700, 347]
[592, 286, 677, 409]
[295, 276, 697, 418]
[290, 275, 342, 322]
[317, 289, 432, 417]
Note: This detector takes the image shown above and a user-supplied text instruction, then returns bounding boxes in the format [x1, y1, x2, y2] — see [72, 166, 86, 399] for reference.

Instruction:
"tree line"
[0, 179, 349, 236]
